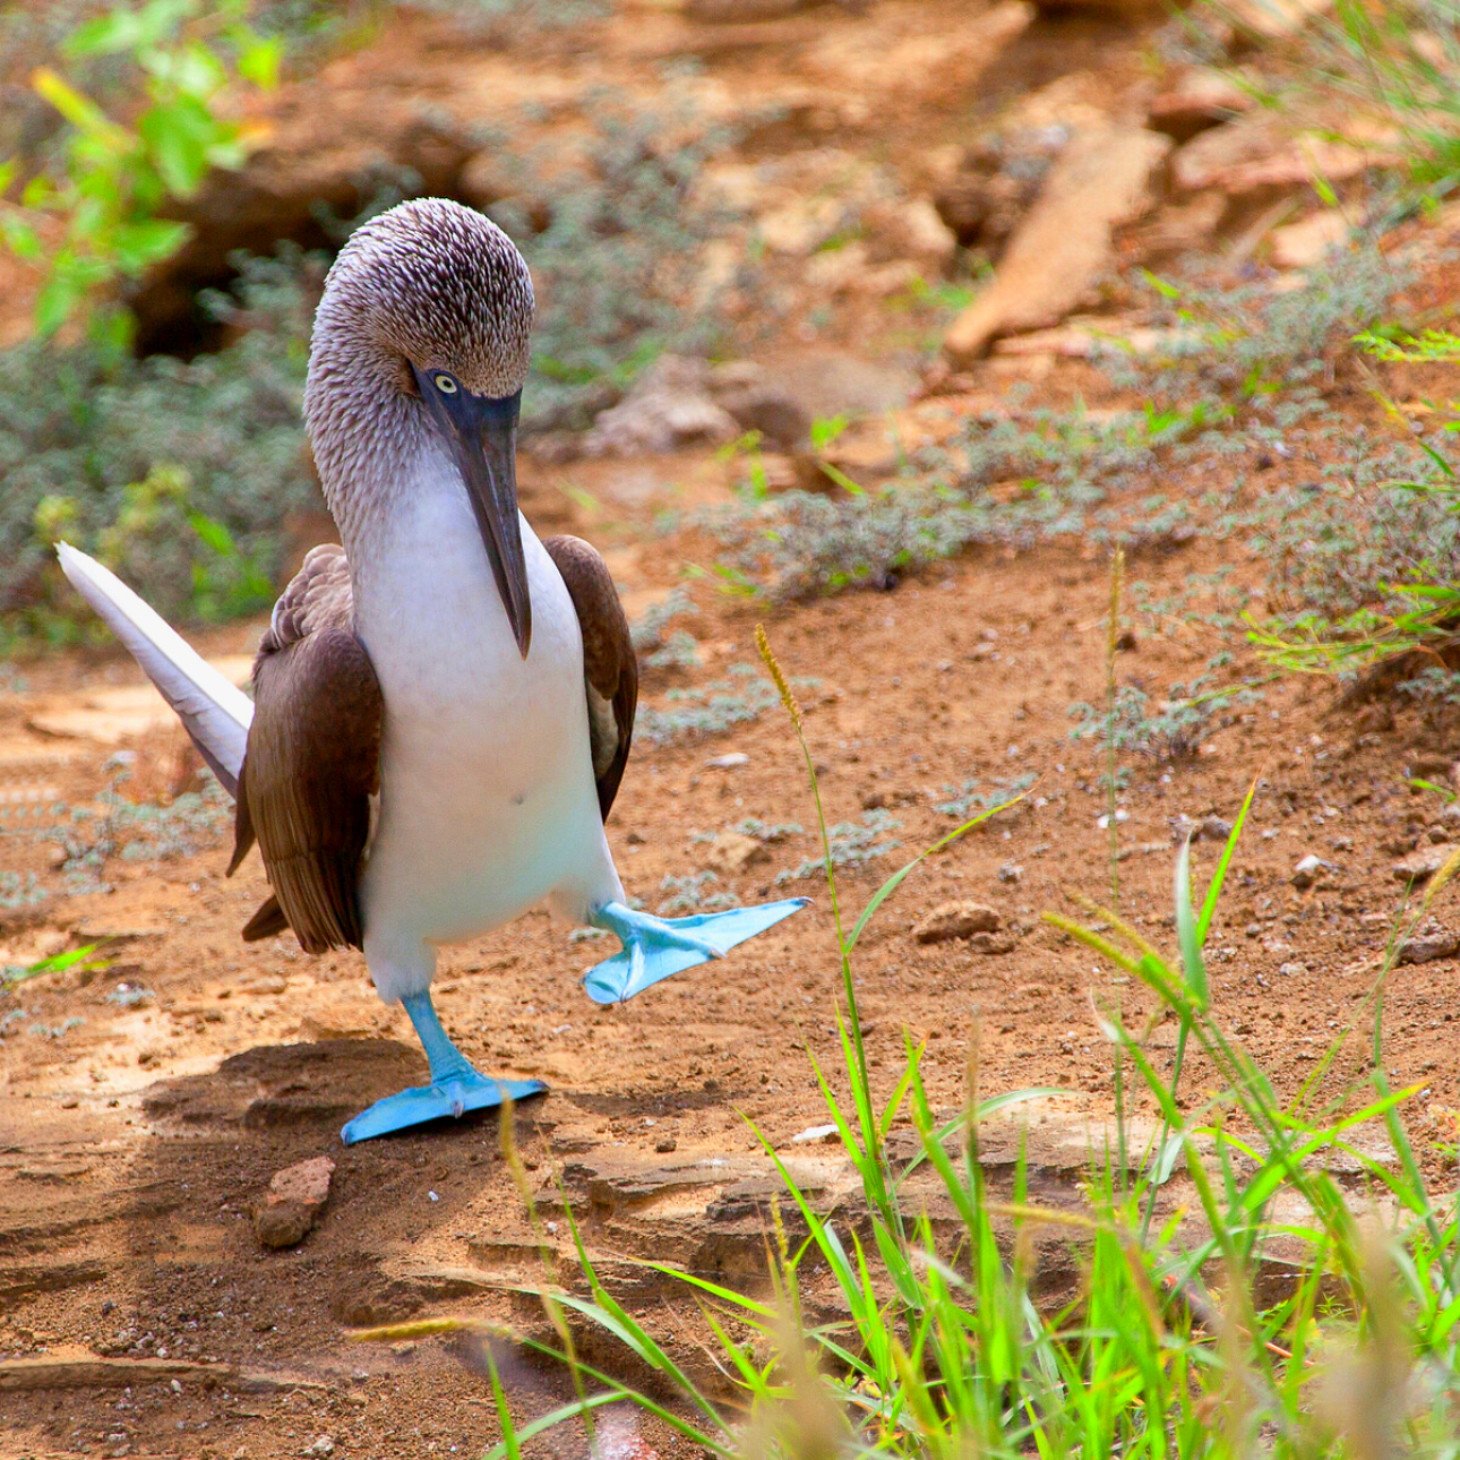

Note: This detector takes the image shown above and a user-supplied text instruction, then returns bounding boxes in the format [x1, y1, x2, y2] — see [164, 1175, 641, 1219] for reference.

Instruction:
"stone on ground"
[944, 126, 1171, 363]
[1147, 68, 1253, 142]
[913, 900, 1002, 944]
[1269, 210, 1348, 268]
[1392, 844, 1460, 884]
[255, 1156, 335, 1250]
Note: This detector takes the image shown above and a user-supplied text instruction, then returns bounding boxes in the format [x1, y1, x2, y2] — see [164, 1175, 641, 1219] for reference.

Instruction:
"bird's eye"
[434, 373, 458, 395]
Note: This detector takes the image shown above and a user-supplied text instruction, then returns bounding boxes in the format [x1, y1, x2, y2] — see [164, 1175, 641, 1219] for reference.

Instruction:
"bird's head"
[307, 197, 537, 657]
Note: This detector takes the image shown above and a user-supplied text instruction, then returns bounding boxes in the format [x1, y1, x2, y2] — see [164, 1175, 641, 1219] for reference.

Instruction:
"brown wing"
[543, 535, 638, 820]
[227, 544, 383, 954]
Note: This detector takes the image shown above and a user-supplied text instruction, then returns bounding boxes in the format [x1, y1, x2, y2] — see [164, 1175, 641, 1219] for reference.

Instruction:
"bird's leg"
[340, 990, 546, 1144]
[580, 896, 810, 1005]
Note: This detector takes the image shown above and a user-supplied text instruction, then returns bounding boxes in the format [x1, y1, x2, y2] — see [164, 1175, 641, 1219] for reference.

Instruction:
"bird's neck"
[305, 318, 429, 555]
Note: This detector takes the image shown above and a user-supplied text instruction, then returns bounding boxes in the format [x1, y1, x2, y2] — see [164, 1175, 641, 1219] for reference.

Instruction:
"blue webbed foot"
[582, 897, 809, 1005]
[340, 990, 546, 1145]
[341, 1071, 546, 1144]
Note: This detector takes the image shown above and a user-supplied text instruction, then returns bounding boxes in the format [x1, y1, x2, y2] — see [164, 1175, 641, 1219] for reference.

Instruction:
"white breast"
[348, 455, 622, 969]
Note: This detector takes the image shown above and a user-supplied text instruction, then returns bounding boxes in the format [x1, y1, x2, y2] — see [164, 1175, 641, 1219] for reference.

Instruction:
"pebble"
[1398, 929, 1460, 966]
[704, 831, 764, 876]
[912, 900, 1001, 944]
[790, 1123, 838, 1144]
[998, 862, 1023, 884]
[705, 752, 749, 769]
[254, 1156, 335, 1250]
[1392, 844, 1460, 883]
[1290, 854, 1328, 890]
[304, 1439, 335, 1458]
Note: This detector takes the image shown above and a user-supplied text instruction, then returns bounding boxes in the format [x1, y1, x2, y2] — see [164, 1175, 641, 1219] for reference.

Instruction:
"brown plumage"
[543, 535, 637, 819]
[229, 536, 637, 953]
[230, 545, 383, 954]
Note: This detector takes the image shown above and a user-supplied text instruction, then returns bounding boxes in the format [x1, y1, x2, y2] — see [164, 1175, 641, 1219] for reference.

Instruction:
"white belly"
[349, 466, 622, 996]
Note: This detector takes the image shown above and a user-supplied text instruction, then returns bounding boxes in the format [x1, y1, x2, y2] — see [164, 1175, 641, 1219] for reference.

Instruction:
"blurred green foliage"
[0, 250, 317, 640]
[1, 0, 281, 352]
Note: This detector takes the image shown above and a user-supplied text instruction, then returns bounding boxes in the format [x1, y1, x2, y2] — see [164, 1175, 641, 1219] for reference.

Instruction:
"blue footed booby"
[57, 197, 806, 1145]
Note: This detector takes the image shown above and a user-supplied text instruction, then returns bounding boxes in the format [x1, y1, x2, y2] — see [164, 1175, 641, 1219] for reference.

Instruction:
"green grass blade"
[1196, 782, 1256, 946]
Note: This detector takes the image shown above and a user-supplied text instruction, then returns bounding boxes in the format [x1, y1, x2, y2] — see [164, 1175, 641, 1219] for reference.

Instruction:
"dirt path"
[4, 2, 1457, 1457]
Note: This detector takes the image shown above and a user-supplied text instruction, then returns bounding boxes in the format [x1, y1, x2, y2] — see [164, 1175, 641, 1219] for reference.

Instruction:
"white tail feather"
[55, 542, 254, 797]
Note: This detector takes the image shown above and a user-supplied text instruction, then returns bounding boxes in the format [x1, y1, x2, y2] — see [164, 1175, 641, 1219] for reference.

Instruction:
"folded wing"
[229, 544, 383, 953]
[542, 535, 638, 820]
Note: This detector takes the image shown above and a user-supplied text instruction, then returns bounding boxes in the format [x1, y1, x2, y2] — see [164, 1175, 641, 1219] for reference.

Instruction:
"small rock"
[654, 1136, 677, 1154]
[913, 901, 1001, 944]
[1393, 844, 1460, 884]
[1291, 854, 1328, 889]
[303, 1440, 335, 1459]
[582, 356, 739, 456]
[998, 861, 1023, 884]
[1173, 114, 1395, 200]
[1409, 752, 1454, 780]
[1278, 961, 1308, 977]
[704, 832, 765, 877]
[255, 1156, 335, 1250]
[945, 125, 1171, 362]
[969, 931, 1018, 956]
[1147, 68, 1252, 142]
[705, 752, 749, 769]
[1269, 211, 1348, 269]
[790, 1123, 839, 1144]
[705, 361, 810, 449]
[1200, 815, 1234, 842]
[1398, 928, 1460, 965]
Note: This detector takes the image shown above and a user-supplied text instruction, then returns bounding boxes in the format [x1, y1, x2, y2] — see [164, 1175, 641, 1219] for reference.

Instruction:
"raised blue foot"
[341, 991, 546, 1144]
[582, 897, 809, 1005]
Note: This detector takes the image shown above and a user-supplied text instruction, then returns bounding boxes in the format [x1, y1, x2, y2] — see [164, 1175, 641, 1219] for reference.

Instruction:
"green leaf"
[188, 511, 235, 556]
[138, 98, 215, 194]
[1196, 781, 1255, 946]
[1, 217, 43, 261]
[236, 35, 283, 91]
[144, 41, 227, 100]
[35, 274, 82, 336]
[63, 11, 145, 58]
[111, 217, 190, 272]
[32, 68, 122, 139]
[2, 943, 108, 988]
[21, 173, 53, 207]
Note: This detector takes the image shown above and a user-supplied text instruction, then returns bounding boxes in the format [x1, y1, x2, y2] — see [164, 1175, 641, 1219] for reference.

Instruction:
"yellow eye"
[434, 373, 458, 394]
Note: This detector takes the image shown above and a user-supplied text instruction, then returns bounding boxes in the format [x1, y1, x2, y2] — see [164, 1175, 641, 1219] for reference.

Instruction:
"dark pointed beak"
[416, 372, 531, 658]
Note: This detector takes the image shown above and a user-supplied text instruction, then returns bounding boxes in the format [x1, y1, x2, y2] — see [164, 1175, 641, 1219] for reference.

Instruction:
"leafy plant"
[1069, 673, 1263, 762]
[935, 771, 1036, 820]
[1, 0, 282, 348]
[0, 246, 317, 636]
[637, 663, 818, 745]
[439, 731, 1460, 1456]
[776, 809, 901, 884]
[1249, 329, 1460, 678]
[658, 871, 735, 915]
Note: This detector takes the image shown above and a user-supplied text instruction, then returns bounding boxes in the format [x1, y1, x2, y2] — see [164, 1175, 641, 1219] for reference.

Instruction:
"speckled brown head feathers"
[304, 199, 536, 523]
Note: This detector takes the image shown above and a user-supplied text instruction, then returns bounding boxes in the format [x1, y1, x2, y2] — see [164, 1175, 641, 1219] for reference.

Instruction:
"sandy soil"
[4, 3, 1458, 1458]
